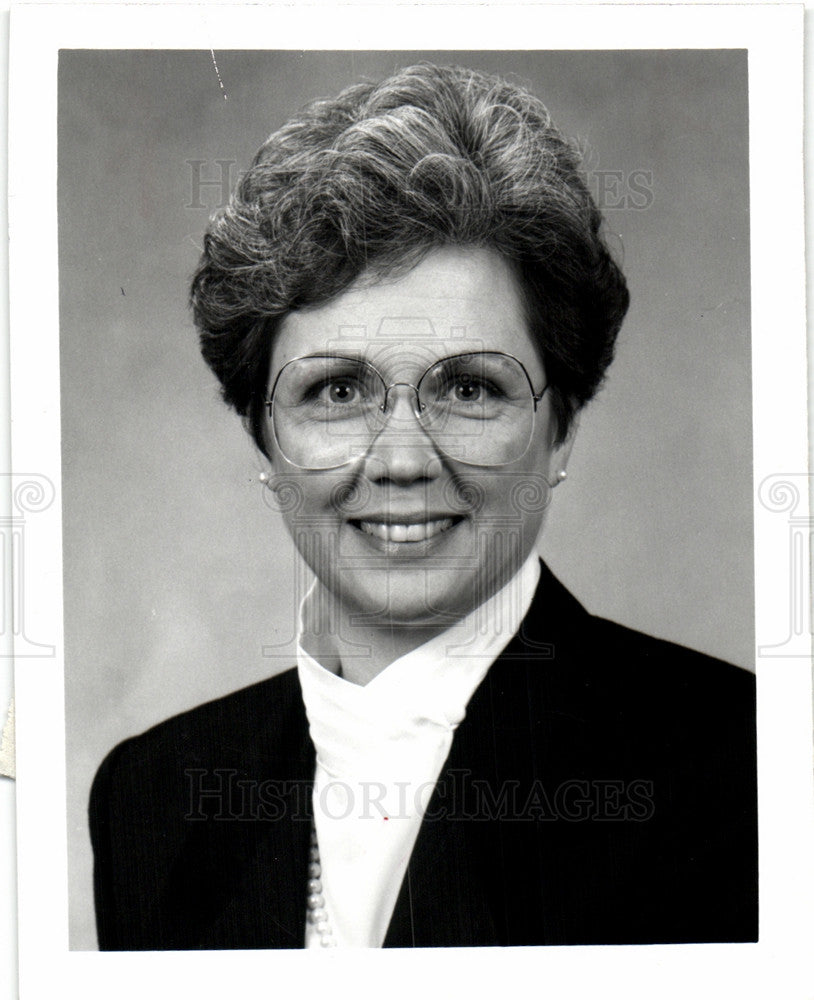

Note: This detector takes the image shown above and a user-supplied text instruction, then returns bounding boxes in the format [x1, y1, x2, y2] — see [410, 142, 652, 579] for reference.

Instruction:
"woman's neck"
[300, 585, 455, 686]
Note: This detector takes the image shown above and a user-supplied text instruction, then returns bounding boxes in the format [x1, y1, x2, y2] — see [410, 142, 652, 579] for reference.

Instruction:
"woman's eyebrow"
[294, 351, 369, 362]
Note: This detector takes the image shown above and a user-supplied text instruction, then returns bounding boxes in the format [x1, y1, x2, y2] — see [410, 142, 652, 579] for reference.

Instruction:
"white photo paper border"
[10, 3, 812, 999]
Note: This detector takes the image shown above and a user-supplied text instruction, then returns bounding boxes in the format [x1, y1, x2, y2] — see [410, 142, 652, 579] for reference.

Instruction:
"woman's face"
[266, 246, 570, 624]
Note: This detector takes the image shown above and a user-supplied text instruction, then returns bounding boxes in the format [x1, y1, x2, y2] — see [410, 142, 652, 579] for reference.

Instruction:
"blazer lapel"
[384, 561, 593, 947]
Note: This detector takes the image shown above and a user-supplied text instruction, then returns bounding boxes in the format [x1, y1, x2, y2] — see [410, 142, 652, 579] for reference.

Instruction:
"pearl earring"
[259, 471, 271, 486]
[556, 470, 567, 483]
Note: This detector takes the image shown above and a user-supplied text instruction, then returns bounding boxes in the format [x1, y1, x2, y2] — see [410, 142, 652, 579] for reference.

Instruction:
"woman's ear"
[255, 439, 276, 488]
[550, 417, 578, 487]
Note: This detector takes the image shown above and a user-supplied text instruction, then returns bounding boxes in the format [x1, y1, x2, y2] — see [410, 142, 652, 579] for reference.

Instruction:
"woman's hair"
[191, 62, 629, 454]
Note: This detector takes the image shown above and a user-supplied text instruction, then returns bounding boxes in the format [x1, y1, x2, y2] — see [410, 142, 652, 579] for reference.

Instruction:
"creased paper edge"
[0, 698, 15, 779]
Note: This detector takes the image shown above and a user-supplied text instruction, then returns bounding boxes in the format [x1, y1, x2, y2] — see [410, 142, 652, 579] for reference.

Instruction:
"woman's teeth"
[357, 518, 455, 542]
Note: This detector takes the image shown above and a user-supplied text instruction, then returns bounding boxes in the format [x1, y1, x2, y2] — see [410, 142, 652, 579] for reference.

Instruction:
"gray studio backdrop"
[60, 50, 752, 949]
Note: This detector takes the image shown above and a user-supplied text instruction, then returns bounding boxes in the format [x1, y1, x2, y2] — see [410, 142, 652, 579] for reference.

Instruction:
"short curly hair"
[190, 62, 629, 455]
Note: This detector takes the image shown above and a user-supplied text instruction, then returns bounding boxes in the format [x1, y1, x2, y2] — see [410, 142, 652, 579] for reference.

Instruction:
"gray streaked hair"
[191, 62, 629, 454]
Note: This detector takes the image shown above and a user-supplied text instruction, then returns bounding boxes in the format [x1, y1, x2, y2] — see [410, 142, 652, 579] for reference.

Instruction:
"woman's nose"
[362, 385, 442, 483]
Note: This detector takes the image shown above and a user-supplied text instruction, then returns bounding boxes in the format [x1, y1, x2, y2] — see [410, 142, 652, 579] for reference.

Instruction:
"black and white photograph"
[8, 4, 813, 999]
[68, 47, 759, 952]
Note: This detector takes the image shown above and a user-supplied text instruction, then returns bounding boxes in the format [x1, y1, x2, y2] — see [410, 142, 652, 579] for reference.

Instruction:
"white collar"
[296, 552, 541, 777]
[296, 551, 541, 948]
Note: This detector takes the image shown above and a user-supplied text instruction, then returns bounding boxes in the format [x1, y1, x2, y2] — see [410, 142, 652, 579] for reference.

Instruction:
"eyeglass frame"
[264, 350, 549, 470]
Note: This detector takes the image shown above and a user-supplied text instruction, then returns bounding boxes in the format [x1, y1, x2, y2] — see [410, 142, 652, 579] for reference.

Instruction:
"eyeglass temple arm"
[531, 383, 549, 411]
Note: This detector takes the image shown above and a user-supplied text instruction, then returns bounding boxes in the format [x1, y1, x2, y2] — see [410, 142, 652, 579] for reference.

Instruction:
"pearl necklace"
[306, 823, 337, 947]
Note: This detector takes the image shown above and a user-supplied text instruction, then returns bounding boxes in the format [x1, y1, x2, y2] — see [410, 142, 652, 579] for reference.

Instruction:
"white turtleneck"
[296, 551, 541, 948]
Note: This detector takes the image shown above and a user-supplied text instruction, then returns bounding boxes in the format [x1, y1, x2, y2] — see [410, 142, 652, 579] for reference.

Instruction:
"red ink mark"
[384, 816, 389, 821]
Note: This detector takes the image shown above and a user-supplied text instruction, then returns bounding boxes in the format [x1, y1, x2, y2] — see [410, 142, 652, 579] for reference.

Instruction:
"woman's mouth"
[350, 517, 462, 543]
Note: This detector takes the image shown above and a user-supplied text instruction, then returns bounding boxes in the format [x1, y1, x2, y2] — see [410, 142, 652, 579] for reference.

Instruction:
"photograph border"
[9, 4, 812, 999]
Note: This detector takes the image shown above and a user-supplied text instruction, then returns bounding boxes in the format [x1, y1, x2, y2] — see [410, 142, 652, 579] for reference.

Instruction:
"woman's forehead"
[271, 246, 542, 376]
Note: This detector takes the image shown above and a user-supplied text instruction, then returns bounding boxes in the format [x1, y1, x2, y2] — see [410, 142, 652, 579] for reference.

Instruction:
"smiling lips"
[353, 517, 460, 543]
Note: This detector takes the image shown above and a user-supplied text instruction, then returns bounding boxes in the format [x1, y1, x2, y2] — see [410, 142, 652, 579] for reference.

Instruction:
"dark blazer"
[90, 561, 758, 949]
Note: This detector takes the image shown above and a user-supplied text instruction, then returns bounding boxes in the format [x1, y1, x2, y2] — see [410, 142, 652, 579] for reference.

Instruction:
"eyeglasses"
[265, 351, 547, 470]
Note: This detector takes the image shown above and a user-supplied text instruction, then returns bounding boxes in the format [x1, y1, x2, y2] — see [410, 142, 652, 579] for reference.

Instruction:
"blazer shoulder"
[89, 666, 312, 951]
[533, 560, 752, 688]
[590, 614, 753, 683]
[91, 666, 305, 801]
[578, 614, 755, 734]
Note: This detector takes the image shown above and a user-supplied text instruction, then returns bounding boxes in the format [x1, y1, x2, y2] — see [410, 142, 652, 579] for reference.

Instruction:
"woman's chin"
[335, 567, 479, 628]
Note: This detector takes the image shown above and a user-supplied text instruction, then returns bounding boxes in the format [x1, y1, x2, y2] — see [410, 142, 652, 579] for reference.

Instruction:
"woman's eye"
[325, 380, 358, 404]
[452, 375, 483, 402]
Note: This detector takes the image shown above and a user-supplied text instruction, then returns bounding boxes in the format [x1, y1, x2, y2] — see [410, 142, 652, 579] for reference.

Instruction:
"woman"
[90, 63, 757, 949]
